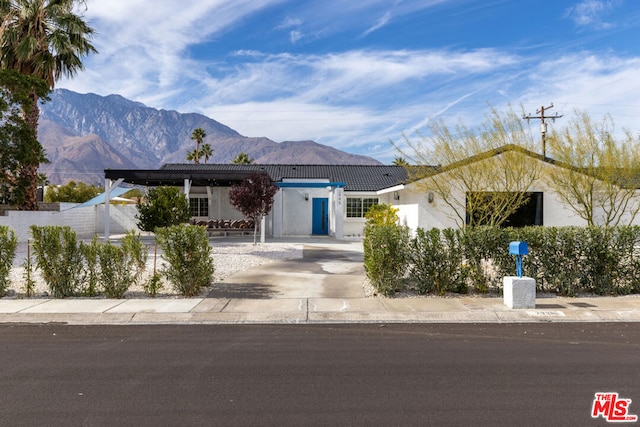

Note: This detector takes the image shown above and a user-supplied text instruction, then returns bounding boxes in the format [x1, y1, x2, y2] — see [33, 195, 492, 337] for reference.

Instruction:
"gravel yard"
[4, 239, 304, 299]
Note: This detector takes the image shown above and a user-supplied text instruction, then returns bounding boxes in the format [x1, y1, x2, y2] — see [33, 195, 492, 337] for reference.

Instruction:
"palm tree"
[189, 128, 206, 164]
[392, 156, 410, 166]
[0, 0, 96, 210]
[232, 151, 254, 164]
[200, 143, 213, 163]
[185, 149, 199, 164]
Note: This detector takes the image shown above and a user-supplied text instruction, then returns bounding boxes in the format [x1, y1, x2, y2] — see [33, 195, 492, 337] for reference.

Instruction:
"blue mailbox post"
[509, 241, 528, 278]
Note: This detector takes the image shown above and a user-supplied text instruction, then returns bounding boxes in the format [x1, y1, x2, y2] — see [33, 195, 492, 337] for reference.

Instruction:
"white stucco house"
[103, 146, 640, 239]
[104, 164, 408, 239]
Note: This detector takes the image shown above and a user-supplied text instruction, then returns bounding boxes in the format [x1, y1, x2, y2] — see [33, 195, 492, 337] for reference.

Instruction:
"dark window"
[503, 192, 543, 227]
[466, 192, 543, 227]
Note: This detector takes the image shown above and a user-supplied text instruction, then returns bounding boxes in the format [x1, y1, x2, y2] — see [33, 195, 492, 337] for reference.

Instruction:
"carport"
[103, 168, 265, 240]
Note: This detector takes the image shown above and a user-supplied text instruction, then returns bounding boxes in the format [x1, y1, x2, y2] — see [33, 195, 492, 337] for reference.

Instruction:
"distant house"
[103, 147, 640, 238]
[104, 164, 408, 238]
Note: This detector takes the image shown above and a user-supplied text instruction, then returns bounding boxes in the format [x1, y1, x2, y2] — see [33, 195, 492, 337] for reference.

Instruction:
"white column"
[272, 189, 283, 238]
[104, 178, 111, 241]
[206, 186, 213, 219]
[334, 187, 344, 239]
[184, 179, 191, 199]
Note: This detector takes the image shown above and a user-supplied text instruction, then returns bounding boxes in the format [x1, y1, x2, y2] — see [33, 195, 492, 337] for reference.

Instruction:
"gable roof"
[106, 164, 410, 192]
[406, 144, 547, 180]
[406, 143, 640, 189]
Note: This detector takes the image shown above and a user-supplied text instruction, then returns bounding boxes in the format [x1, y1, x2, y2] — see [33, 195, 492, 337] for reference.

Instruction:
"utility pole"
[523, 103, 563, 157]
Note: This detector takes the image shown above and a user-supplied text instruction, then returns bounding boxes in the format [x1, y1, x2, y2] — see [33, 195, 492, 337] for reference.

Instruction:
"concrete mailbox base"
[503, 276, 536, 309]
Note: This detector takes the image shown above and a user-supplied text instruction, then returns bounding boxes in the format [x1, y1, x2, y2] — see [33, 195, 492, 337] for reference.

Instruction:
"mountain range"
[38, 89, 381, 185]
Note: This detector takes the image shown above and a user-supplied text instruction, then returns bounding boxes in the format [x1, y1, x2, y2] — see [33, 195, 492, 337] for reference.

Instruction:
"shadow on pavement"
[207, 283, 277, 299]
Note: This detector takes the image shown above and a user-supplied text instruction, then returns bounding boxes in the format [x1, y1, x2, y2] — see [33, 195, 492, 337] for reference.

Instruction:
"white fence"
[0, 204, 140, 242]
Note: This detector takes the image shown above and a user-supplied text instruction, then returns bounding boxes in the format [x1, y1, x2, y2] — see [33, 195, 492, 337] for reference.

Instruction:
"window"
[465, 192, 543, 227]
[346, 197, 378, 218]
[190, 197, 209, 217]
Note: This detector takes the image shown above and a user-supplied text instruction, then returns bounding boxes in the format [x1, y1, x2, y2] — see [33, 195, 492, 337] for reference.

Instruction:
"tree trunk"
[20, 93, 41, 211]
[253, 217, 258, 245]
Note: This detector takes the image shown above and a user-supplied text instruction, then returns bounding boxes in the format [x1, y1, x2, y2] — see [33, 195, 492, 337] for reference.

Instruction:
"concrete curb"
[1, 295, 639, 325]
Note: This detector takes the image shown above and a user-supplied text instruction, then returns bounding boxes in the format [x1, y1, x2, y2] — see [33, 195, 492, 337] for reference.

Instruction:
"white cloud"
[55, 1, 640, 163]
[362, 11, 392, 37]
[565, 0, 618, 29]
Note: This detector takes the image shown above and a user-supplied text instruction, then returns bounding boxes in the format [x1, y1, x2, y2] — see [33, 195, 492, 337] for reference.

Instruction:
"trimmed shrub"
[409, 228, 468, 295]
[96, 231, 148, 298]
[461, 226, 512, 293]
[363, 223, 410, 296]
[30, 225, 84, 298]
[80, 236, 100, 297]
[0, 226, 17, 296]
[365, 224, 640, 297]
[156, 224, 214, 296]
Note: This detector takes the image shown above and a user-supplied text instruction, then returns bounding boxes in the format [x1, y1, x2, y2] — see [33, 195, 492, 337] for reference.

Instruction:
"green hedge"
[156, 224, 215, 296]
[364, 225, 640, 297]
[0, 226, 17, 296]
[4, 225, 218, 299]
[363, 223, 410, 296]
[30, 225, 84, 297]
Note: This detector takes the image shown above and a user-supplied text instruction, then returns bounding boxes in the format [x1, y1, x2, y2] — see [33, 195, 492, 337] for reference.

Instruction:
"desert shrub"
[96, 243, 130, 298]
[156, 224, 214, 296]
[96, 231, 147, 298]
[409, 228, 468, 295]
[30, 225, 83, 297]
[0, 226, 17, 296]
[144, 272, 163, 297]
[364, 203, 399, 226]
[143, 240, 163, 297]
[80, 236, 100, 296]
[22, 240, 36, 297]
[363, 223, 410, 296]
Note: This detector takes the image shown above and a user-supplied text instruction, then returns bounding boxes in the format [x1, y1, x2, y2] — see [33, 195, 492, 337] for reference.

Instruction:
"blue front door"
[312, 198, 329, 235]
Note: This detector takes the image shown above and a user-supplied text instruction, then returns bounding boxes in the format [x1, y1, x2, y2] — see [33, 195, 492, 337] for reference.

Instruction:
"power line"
[523, 103, 563, 157]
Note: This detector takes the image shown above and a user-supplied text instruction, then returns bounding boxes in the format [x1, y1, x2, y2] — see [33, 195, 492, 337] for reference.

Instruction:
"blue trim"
[312, 198, 329, 235]
[276, 182, 346, 188]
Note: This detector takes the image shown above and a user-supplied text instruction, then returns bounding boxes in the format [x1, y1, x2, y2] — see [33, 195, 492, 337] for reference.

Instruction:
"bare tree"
[545, 111, 640, 226]
[395, 106, 541, 227]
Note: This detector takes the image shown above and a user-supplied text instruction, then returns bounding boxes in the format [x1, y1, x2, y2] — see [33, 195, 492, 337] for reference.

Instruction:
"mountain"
[38, 89, 381, 185]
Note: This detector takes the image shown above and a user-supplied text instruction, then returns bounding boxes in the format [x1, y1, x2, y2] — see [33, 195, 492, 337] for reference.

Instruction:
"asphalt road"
[0, 323, 638, 426]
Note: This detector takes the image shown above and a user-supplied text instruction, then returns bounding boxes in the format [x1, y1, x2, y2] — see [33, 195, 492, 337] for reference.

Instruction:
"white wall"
[281, 187, 329, 235]
[396, 154, 600, 232]
[0, 204, 140, 242]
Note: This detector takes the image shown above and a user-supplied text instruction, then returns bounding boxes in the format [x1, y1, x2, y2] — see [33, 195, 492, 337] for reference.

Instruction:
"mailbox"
[509, 241, 528, 256]
[509, 241, 528, 277]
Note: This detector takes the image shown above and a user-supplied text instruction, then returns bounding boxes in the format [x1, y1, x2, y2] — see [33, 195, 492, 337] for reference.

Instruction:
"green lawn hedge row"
[364, 225, 640, 296]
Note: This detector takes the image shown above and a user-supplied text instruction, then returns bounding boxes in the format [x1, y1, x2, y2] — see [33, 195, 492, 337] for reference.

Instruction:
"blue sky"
[60, 0, 640, 163]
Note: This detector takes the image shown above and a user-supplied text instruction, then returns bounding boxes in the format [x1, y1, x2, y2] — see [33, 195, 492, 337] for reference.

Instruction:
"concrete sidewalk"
[1, 238, 639, 324]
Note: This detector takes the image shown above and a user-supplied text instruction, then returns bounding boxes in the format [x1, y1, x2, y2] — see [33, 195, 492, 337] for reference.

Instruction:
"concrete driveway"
[207, 240, 366, 299]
